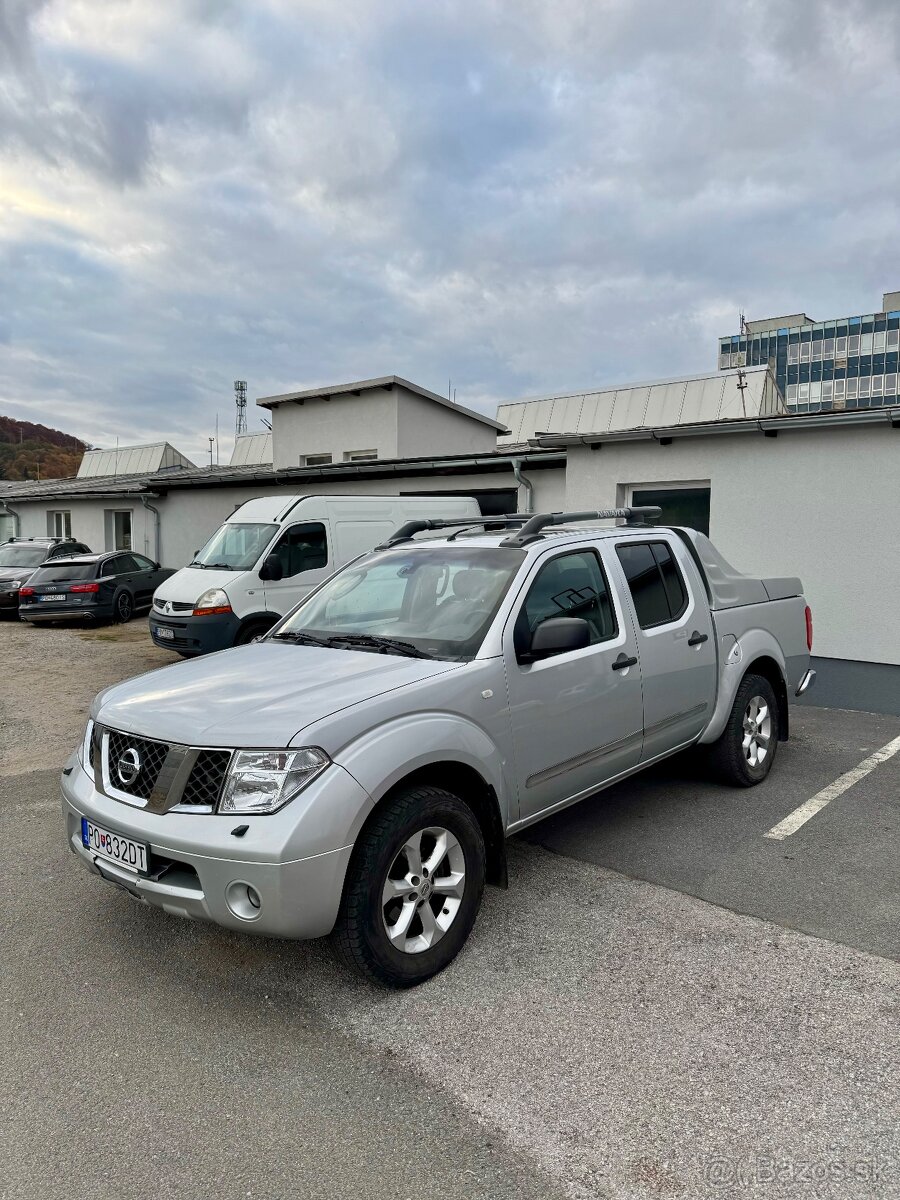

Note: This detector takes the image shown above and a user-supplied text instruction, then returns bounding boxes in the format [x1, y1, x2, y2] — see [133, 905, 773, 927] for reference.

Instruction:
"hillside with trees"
[0, 415, 87, 481]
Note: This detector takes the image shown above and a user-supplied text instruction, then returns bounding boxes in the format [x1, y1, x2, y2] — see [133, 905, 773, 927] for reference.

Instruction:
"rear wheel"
[333, 786, 486, 987]
[707, 673, 779, 786]
[112, 590, 134, 624]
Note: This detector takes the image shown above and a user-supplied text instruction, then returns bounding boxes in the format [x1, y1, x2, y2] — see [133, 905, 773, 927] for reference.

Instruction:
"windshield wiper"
[325, 633, 436, 659]
[269, 631, 334, 648]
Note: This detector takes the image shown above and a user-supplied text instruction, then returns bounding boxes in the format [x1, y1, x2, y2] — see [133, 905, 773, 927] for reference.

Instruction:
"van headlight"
[193, 588, 232, 616]
[218, 748, 331, 814]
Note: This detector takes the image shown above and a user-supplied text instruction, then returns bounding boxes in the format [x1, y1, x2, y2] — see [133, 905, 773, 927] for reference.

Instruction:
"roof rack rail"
[375, 513, 533, 550]
[500, 506, 662, 548]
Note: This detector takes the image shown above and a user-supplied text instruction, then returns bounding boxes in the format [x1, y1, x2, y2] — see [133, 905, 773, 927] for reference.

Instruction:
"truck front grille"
[107, 730, 169, 800]
[100, 728, 232, 813]
[180, 749, 232, 808]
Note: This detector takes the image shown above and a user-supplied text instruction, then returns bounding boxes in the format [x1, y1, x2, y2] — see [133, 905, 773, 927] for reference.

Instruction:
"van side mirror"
[526, 617, 591, 662]
[259, 554, 284, 582]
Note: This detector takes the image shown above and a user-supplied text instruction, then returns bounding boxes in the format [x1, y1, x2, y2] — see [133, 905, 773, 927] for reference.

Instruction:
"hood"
[153, 566, 241, 605]
[94, 642, 463, 747]
[0, 565, 33, 584]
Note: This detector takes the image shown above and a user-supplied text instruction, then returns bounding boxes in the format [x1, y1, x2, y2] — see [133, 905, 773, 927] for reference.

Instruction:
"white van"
[149, 493, 480, 656]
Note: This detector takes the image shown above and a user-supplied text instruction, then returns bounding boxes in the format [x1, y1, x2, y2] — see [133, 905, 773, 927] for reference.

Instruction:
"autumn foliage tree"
[0, 416, 87, 481]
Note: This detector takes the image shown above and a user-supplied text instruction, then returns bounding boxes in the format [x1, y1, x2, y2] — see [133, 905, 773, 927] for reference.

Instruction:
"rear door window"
[615, 542, 688, 629]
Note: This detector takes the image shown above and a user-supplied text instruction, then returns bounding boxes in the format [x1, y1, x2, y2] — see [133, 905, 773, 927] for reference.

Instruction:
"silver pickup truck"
[61, 507, 815, 987]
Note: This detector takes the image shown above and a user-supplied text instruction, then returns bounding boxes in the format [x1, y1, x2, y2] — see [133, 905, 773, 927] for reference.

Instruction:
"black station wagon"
[19, 552, 174, 625]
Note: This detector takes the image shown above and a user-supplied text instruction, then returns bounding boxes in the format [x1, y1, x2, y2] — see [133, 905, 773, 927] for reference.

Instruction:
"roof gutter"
[530, 406, 900, 448]
[140, 495, 161, 564]
[0, 498, 20, 536]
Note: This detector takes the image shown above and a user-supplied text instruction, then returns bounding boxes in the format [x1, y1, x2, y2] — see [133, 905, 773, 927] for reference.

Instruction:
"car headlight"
[193, 588, 232, 616]
[0, 579, 21, 592]
[79, 719, 96, 780]
[218, 748, 331, 814]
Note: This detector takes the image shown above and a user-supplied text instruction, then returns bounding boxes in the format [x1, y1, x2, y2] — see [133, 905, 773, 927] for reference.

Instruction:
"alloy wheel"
[742, 694, 772, 768]
[381, 826, 466, 954]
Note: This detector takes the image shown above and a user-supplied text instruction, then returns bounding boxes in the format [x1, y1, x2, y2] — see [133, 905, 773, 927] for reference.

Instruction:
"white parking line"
[764, 732, 900, 840]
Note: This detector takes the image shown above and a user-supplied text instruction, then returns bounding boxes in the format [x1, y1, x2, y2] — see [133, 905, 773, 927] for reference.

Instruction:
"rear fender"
[330, 712, 513, 843]
[699, 629, 788, 745]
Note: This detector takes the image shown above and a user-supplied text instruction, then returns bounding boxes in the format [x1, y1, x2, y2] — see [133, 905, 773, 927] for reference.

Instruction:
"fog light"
[225, 881, 263, 921]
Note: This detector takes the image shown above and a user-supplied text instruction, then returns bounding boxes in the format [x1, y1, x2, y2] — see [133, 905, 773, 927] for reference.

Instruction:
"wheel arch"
[348, 760, 508, 889]
[235, 610, 278, 642]
[743, 655, 790, 741]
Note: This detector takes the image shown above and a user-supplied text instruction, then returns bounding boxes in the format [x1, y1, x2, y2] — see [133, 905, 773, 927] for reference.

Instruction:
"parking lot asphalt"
[522, 706, 900, 961]
[1, 620, 899, 1199]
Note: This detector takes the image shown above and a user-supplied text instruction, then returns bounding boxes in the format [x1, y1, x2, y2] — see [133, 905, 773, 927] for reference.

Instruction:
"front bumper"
[0, 590, 20, 611]
[61, 756, 364, 940]
[149, 609, 242, 655]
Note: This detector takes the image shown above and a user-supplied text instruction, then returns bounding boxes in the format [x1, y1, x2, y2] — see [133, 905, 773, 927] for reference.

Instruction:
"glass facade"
[718, 307, 900, 414]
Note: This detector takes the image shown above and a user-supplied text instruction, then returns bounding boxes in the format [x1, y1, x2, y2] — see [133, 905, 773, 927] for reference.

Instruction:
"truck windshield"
[191, 523, 278, 571]
[272, 545, 525, 661]
[0, 544, 48, 568]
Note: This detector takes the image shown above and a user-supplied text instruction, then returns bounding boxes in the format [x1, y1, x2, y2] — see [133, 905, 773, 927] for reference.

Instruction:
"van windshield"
[272, 545, 525, 661]
[191, 523, 278, 571]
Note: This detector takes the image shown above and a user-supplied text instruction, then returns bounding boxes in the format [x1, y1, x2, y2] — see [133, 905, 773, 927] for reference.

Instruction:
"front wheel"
[333, 786, 486, 987]
[707, 673, 779, 786]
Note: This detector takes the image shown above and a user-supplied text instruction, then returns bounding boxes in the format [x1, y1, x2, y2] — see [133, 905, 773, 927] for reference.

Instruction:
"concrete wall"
[271, 388, 399, 468]
[270, 385, 498, 469]
[564, 424, 900, 667]
[12, 499, 158, 561]
[6, 466, 567, 570]
[396, 392, 499, 458]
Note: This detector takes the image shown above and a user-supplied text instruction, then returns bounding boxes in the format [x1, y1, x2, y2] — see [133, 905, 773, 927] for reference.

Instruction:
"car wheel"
[235, 621, 270, 646]
[707, 672, 779, 787]
[333, 785, 486, 987]
[113, 590, 134, 624]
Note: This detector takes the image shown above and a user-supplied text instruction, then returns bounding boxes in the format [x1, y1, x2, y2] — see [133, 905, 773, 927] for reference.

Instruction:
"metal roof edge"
[256, 374, 507, 431]
[530, 406, 900, 447]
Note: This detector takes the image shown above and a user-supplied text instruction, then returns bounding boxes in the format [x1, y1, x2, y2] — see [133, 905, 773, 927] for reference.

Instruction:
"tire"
[707, 673, 779, 787]
[235, 621, 270, 646]
[112, 589, 134, 624]
[333, 785, 486, 987]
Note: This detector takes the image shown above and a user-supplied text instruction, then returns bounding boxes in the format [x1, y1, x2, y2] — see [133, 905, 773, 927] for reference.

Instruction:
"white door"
[261, 521, 331, 616]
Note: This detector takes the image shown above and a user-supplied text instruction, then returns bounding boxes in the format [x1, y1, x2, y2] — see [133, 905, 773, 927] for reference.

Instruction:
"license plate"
[40, 594, 67, 602]
[81, 818, 148, 873]
[153, 625, 175, 640]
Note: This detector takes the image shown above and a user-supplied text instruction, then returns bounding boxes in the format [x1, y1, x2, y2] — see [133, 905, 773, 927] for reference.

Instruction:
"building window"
[630, 485, 711, 536]
[48, 511, 72, 539]
[108, 510, 132, 550]
[300, 453, 333, 467]
[343, 449, 378, 462]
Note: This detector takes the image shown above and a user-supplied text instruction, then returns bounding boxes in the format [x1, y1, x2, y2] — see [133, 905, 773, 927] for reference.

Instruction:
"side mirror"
[259, 554, 284, 582]
[527, 617, 591, 661]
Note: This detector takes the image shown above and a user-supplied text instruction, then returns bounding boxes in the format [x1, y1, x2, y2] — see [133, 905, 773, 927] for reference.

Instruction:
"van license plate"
[81, 818, 148, 873]
[154, 626, 175, 640]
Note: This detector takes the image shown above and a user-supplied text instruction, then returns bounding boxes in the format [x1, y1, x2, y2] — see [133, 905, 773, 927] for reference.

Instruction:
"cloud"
[1, 0, 899, 456]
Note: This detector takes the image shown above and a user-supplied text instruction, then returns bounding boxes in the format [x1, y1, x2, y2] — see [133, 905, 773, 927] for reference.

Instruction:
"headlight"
[79, 719, 95, 779]
[0, 579, 21, 592]
[193, 588, 232, 616]
[218, 748, 331, 814]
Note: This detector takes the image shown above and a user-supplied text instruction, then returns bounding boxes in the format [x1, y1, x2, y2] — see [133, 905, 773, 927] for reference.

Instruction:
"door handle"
[611, 653, 638, 671]
[687, 631, 709, 646]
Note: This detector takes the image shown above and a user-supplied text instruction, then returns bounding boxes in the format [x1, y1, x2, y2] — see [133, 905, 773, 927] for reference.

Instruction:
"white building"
[1, 369, 897, 714]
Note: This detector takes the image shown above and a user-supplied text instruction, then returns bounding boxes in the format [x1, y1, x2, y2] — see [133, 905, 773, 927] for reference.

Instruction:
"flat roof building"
[718, 290, 900, 415]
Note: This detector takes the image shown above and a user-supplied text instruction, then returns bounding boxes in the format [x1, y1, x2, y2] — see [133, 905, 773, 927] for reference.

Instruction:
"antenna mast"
[234, 380, 248, 437]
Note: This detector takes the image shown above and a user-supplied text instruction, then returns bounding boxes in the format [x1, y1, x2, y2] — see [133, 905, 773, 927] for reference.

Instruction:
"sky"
[1, 0, 899, 462]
